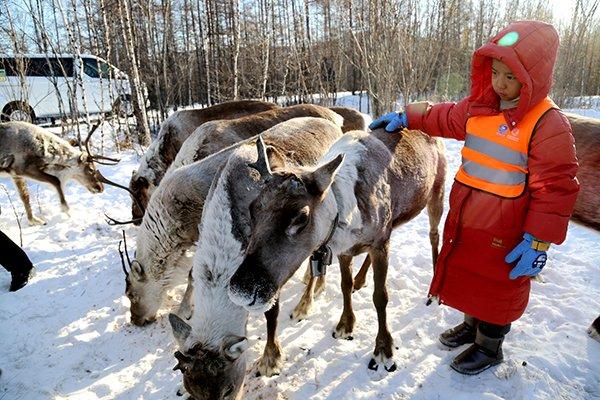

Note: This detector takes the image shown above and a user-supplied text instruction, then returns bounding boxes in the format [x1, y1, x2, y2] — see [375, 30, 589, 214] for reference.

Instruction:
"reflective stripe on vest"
[456, 97, 556, 198]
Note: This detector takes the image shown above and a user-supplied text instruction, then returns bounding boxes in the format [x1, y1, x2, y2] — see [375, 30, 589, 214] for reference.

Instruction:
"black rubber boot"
[439, 315, 479, 348]
[10, 266, 35, 292]
[450, 329, 504, 375]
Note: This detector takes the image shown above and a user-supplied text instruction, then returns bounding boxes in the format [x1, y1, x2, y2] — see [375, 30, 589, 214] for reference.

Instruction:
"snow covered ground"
[0, 105, 598, 400]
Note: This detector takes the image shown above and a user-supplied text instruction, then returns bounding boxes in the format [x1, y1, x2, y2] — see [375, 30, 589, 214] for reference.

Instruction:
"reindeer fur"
[566, 113, 600, 230]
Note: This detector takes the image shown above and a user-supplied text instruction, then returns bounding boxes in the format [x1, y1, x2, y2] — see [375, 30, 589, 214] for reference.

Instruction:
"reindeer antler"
[84, 121, 121, 165]
[248, 135, 272, 179]
[95, 170, 146, 217]
[118, 238, 130, 278]
[106, 214, 143, 226]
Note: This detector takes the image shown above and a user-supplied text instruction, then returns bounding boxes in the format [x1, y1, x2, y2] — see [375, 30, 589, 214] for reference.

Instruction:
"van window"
[0, 57, 73, 77]
[0, 58, 22, 76]
[83, 57, 110, 79]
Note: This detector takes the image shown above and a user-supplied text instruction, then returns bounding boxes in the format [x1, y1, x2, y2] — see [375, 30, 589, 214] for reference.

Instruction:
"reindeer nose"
[131, 314, 156, 326]
[229, 255, 275, 311]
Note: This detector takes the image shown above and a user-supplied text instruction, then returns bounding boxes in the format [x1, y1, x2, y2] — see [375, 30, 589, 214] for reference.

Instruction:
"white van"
[0, 54, 133, 122]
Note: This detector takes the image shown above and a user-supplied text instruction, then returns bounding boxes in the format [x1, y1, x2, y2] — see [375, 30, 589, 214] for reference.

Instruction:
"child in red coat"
[371, 20, 579, 374]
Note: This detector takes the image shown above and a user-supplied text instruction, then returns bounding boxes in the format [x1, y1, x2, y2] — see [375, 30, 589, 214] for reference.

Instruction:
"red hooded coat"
[405, 21, 579, 325]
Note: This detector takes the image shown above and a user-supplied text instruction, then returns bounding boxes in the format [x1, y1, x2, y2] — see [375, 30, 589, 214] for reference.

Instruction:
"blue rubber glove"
[369, 111, 408, 132]
[505, 233, 549, 280]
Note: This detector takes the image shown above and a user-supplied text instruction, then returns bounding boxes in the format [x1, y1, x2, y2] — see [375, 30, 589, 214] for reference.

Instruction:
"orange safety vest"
[456, 97, 556, 198]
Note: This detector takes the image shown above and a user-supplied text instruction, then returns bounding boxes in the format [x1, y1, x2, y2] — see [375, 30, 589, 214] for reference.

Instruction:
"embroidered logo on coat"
[491, 237, 504, 248]
[507, 127, 520, 142]
[497, 124, 509, 135]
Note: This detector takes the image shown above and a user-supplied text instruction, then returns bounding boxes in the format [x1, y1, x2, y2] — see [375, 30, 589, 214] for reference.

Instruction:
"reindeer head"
[119, 231, 190, 326]
[73, 152, 105, 194]
[129, 170, 151, 223]
[169, 314, 248, 400]
[229, 136, 345, 313]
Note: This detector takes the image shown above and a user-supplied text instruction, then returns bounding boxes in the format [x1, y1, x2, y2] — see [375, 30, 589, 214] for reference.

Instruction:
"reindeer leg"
[301, 263, 311, 285]
[368, 242, 396, 372]
[258, 298, 282, 377]
[290, 275, 316, 322]
[12, 177, 45, 225]
[314, 274, 327, 297]
[427, 175, 445, 268]
[28, 169, 70, 214]
[333, 255, 355, 340]
[353, 254, 371, 292]
[177, 270, 195, 320]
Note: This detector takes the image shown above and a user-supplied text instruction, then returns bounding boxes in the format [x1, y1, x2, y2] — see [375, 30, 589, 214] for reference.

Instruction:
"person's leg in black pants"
[0, 230, 35, 291]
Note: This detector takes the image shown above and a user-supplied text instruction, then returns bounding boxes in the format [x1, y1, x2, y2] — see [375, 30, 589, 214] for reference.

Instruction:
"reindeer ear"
[169, 313, 192, 347]
[265, 146, 287, 171]
[222, 335, 249, 360]
[307, 154, 345, 196]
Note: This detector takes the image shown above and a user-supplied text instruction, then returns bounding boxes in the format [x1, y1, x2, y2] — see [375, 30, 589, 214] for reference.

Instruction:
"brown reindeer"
[0, 121, 126, 225]
[566, 113, 600, 230]
[228, 127, 446, 373]
[129, 100, 278, 222]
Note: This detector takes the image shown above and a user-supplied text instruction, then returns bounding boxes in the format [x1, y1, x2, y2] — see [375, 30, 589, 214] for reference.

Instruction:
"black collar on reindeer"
[310, 213, 339, 277]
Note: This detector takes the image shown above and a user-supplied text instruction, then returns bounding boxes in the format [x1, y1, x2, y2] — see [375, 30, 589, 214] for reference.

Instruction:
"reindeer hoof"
[290, 307, 310, 323]
[353, 280, 366, 292]
[257, 353, 283, 377]
[28, 216, 46, 226]
[332, 330, 353, 340]
[385, 363, 397, 372]
[368, 358, 378, 371]
[368, 354, 396, 372]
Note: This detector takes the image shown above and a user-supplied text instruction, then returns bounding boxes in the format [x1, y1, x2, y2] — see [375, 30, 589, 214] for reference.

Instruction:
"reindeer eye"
[288, 177, 302, 191]
[286, 207, 310, 236]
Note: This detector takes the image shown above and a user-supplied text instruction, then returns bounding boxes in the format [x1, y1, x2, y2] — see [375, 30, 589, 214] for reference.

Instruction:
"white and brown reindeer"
[166, 119, 345, 400]
[119, 105, 353, 325]
[129, 100, 278, 222]
[225, 127, 446, 376]
[0, 121, 128, 225]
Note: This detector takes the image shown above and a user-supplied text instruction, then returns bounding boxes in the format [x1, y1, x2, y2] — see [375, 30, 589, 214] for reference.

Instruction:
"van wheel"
[1, 102, 35, 123]
[112, 96, 134, 118]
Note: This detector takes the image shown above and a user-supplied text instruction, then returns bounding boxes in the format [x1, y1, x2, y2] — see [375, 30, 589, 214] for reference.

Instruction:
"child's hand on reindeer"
[369, 111, 407, 132]
[505, 233, 550, 279]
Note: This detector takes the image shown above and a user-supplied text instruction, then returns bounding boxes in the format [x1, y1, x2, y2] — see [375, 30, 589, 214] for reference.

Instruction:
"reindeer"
[226, 127, 446, 375]
[119, 107, 353, 324]
[0, 121, 127, 225]
[129, 100, 278, 222]
[165, 118, 344, 400]
[566, 113, 600, 230]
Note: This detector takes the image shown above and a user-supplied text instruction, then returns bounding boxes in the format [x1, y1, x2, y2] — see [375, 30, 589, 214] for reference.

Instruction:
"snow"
[1, 105, 599, 400]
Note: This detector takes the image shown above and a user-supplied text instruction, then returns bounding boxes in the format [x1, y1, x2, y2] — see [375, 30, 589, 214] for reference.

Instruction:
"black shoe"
[450, 330, 504, 375]
[439, 316, 478, 348]
[10, 267, 35, 292]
